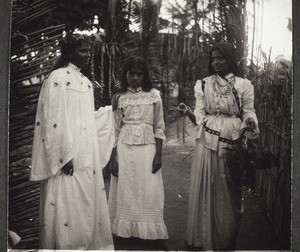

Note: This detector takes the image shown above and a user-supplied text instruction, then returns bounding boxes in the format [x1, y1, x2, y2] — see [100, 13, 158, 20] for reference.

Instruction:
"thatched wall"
[253, 59, 292, 249]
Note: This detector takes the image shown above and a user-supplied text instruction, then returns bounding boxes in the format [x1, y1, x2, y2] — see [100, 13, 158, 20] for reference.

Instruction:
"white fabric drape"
[30, 63, 114, 250]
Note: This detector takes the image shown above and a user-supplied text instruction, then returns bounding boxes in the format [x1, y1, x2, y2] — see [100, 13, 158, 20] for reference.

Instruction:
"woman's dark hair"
[52, 34, 92, 77]
[208, 42, 243, 77]
[120, 56, 152, 92]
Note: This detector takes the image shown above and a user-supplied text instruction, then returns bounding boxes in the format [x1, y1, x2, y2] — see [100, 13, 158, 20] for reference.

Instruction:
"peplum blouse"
[187, 74, 258, 156]
[114, 87, 166, 146]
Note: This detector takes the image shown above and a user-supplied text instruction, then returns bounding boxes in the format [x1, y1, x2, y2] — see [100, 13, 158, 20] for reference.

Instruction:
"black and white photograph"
[4, 0, 294, 250]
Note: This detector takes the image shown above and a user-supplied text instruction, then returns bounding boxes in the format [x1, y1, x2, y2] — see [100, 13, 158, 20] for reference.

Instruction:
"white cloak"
[30, 63, 114, 250]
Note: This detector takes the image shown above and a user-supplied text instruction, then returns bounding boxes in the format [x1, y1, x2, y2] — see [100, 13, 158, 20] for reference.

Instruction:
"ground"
[111, 120, 280, 251]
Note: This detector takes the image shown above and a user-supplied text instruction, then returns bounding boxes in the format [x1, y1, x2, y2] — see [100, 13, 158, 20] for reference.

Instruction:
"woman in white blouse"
[108, 56, 169, 243]
[179, 42, 259, 250]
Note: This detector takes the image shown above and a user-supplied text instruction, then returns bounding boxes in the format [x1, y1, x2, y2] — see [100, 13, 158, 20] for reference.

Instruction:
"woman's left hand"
[112, 93, 121, 111]
[152, 154, 162, 174]
[245, 117, 257, 130]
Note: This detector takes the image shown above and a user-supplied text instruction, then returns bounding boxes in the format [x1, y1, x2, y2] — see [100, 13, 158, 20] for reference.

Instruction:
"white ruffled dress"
[108, 87, 169, 240]
[186, 74, 258, 250]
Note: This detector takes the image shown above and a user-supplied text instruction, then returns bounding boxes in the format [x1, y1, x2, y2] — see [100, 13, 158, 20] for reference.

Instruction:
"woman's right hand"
[61, 160, 74, 176]
[177, 102, 197, 125]
[177, 102, 191, 114]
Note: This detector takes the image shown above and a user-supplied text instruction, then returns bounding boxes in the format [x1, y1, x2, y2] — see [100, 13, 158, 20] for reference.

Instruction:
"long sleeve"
[186, 79, 207, 140]
[113, 106, 123, 147]
[94, 105, 115, 169]
[30, 71, 75, 181]
[194, 80, 206, 125]
[153, 89, 166, 140]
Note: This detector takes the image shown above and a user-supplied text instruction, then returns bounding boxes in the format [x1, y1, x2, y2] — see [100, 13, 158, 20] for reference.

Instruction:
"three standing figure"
[30, 36, 258, 250]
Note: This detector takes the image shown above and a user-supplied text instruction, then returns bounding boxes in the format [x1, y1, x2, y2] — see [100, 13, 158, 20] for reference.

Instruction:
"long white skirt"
[108, 141, 168, 240]
[186, 140, 242, 250]
[39, 169, 114, 250]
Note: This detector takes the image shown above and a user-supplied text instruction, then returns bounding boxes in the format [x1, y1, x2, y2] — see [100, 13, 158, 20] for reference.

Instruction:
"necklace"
[212, 75, 233, 98]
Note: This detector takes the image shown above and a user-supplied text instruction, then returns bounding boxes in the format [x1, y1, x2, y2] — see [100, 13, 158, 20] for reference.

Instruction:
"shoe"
[185, 241, 204, 251]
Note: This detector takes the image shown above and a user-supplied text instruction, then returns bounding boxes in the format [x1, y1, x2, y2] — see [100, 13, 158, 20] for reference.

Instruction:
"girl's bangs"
[127, 58, 146, 71]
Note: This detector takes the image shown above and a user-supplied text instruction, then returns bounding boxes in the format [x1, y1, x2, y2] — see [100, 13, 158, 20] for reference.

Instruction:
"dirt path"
[113, 138, 279, 250]
[162, 143, 194, 250]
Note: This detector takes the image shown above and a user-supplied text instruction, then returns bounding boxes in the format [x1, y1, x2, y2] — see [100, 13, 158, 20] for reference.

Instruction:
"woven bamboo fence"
[10, 20, 66, 248]
[253, 57, 292, 249]
[9, 2, 65, 250]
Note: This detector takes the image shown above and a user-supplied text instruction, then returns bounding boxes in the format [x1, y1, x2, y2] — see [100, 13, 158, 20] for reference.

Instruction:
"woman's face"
[126, 67, 144, 89]
[211, 50, 230, 76]
[69, 43, 91, 69]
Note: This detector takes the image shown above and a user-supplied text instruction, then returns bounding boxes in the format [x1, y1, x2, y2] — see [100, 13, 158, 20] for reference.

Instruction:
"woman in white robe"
[30, 35, 114, 250]
[179, 42, 259, 250]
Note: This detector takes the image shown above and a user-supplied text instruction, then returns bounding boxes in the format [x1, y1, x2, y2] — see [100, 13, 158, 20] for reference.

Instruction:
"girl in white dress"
[108, 56, 169, 242]
[30, 35, 114, 250]
[179, 42, 259, 250]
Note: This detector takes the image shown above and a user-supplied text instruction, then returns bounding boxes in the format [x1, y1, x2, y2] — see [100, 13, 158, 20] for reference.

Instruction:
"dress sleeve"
[186, 79, 207, 140]
[194, 79, 206, 125]
[30, 71, 75, 181]
[153, 89, 166, 140]
[113, 106, 123, 147]
[240, 79, 259, 132]
[95, 106, 115, 169]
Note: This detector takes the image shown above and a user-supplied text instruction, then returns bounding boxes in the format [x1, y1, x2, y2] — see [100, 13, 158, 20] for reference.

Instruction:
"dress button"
[51, 202, 55, 206]
[64, 222, 68, 226]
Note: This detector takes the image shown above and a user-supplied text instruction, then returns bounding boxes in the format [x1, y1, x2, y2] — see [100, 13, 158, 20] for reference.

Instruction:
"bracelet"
[184, 106, 191, 114]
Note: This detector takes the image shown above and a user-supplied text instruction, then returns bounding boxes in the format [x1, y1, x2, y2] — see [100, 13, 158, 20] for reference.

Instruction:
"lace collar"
[127, 86, 142, 93]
